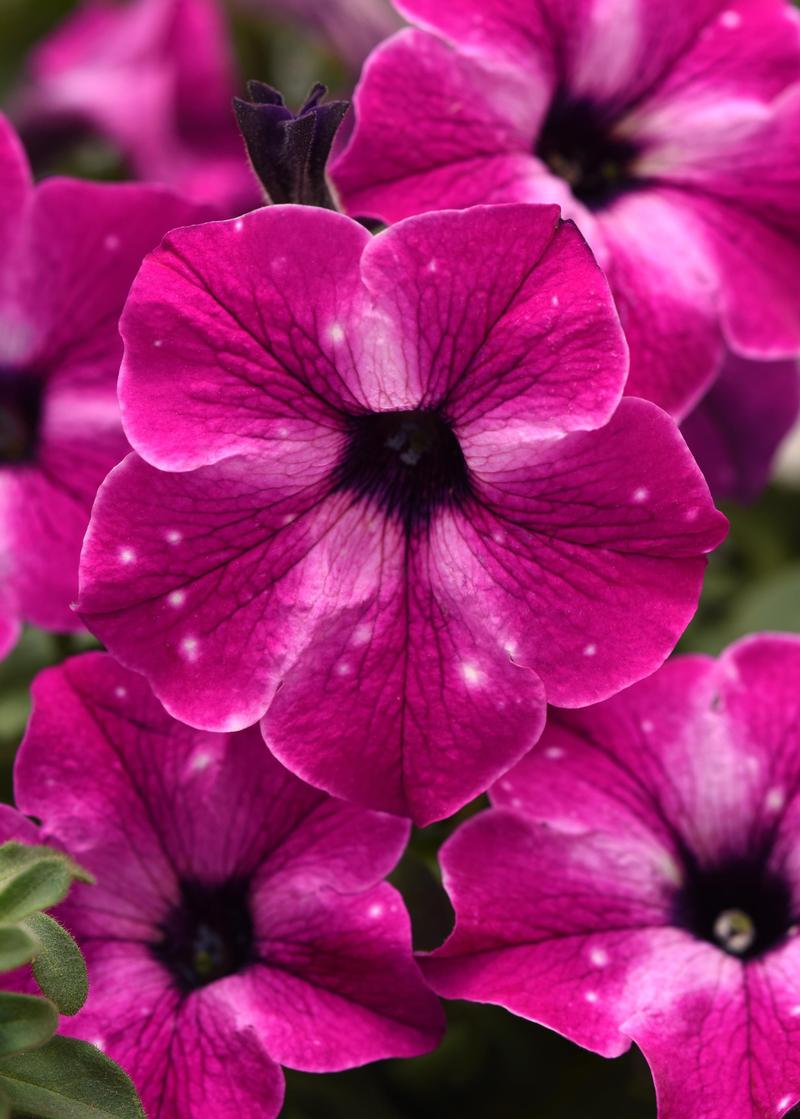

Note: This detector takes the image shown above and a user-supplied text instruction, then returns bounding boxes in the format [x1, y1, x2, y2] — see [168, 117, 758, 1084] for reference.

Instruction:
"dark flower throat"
[536, 96, 640, 211]
[336, 408, 472, 531]
[675, 857, 794, 960]
[0, 370, 42, 464]
[151, 879, 256, 993]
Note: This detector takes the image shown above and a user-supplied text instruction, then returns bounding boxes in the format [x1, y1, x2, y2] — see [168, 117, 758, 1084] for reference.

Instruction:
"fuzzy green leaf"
[0, 924, 39, 972]
[25, 914, 88, 1016]
[0, 993, 57, 1058]
[0, 1036, 145, 1119]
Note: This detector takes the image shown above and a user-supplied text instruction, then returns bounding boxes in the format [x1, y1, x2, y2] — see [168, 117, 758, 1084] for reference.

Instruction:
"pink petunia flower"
[422, 634, 800, 1119]
[333, 0, 800, 420]
[681, 351, 800, 503]
[0, 114, 208, 655]
[25, 0, 258, 213]
[77, 202, 726, 824]
[3, 652, 444, 1119]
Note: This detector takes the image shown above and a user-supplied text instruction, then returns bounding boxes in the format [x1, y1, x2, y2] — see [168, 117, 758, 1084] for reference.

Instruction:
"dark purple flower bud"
[234, 81, 349, 209]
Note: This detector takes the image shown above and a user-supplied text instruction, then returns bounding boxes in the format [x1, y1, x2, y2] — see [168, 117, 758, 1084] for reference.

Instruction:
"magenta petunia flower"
[333, 0, 800, 419]
[681, 351, 800, 503]
[25, 0, 258, 213]
[0, 114, 207, 655]
[77, 202, 726, 824]
[422, 634, 800, 1119]
[4, 652, 443, 1118]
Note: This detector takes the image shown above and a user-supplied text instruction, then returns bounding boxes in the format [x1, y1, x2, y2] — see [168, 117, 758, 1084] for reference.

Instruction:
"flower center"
[675, 859, 793, 960]
[336, 408, 472, 531]
[0, 370, 42, 465]
[151, 879, 256, 993]
[535, 96, 640, 211]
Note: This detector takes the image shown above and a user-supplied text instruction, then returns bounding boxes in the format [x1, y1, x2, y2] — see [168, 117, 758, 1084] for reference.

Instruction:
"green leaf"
[0, 1083, 9, 1119]
[0, 1036, 145, 1119]
[0, 993, 57, 1058]
[24, 914, 88, 1016]
[0, 924, 39, 972]
[0, 845, 92, 925]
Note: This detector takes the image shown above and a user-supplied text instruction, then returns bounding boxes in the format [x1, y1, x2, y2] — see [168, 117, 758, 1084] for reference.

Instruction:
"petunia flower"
[0, 113, 208, 656]
[3, 652, 444, 1119]
[681, 351, 800, 503]
[333, 0, 800, 419]
[77, 202, 726, 824]
[422, 634, 800, 1119]
[24, 0, 259, 213]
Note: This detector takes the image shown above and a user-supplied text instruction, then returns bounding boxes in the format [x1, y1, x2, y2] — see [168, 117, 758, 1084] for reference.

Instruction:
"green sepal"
[0, 993, 58, 1058]
[25, 914, 88, 1016]
[0, 845, 91, 925]
[0, 1035, 146, 1119]
[0, 923, 39, 972]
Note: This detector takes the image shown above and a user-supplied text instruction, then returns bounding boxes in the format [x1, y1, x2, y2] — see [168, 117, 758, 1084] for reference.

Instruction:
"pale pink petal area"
[119, 208, 373, 470]
[77, 456, 403, 732]
[264, 521, 547, 823]
[0, 115, 31, 256]
[450, 399, 726, 709]
[626, 943, 800, 1119]
[233, 881, 444, 1069]
[361, 205, 627, 436]
[60, 943, 285, 1119]
[420, 807, 696, 1057]
[599, 191, 722, 418]
[681, 352, 800, 502]
[29, 0, 256, 213]
[333, 30, 546, 222]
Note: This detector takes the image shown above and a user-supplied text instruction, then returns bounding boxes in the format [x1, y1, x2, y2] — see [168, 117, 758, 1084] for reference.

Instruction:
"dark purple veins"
[674, 857, 794, 960]
[536, 96, 640, 210]
[151, 879, 257, 993]
[335, 408, 472, 531]
[0, 370, 43, 464]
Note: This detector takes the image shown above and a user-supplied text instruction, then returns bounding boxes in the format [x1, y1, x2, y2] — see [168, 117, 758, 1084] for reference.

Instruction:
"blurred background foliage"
[0, 0, 799, 1115]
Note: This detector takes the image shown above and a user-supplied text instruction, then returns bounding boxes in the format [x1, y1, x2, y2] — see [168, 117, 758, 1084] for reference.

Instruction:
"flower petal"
[0, 113, 31, 258]
[119, 207, 374, 470]
[232, 882, 444, 1070]
[451, 398, 726, 708]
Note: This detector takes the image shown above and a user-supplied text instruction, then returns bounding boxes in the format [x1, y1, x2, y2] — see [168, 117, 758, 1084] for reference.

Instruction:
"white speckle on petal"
[368, 903, 384, 919]
[503, 638, 518, 656]
[583, 643, 597, 657]
[336, 661, 351, 676]
[329, 323, 345, 342]
[632, 487, 649, 503]
[153, 339, 163, 348]
[590, 948, 609, 968]
[168, 590, 185, 608]
[641, 718, 654, 734]
[790, 1005, 800, 1017]
[720, 9, 742, 28]
[114, 686, 127, 699]
[104, 234, 120, 251]
[427, 259, 438, 273]
[685, 506, 700, 523]
[191, 752, 213, 772]
[461, 662, 483, 687]
[766, 786, 785, 813]
[551, 295, 560, 307]
[585, 991, 598, 1004]
[234, 219, 244, 232]
[545, 746, 564, 760]
[778, 1096, 793, 1114]
[352, 624, 372, 646]
[118, 547, 136, 565]
[91, 1037, 106, 1052]
[181, 636, 199, 662]
[166, 530, 182, 544]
